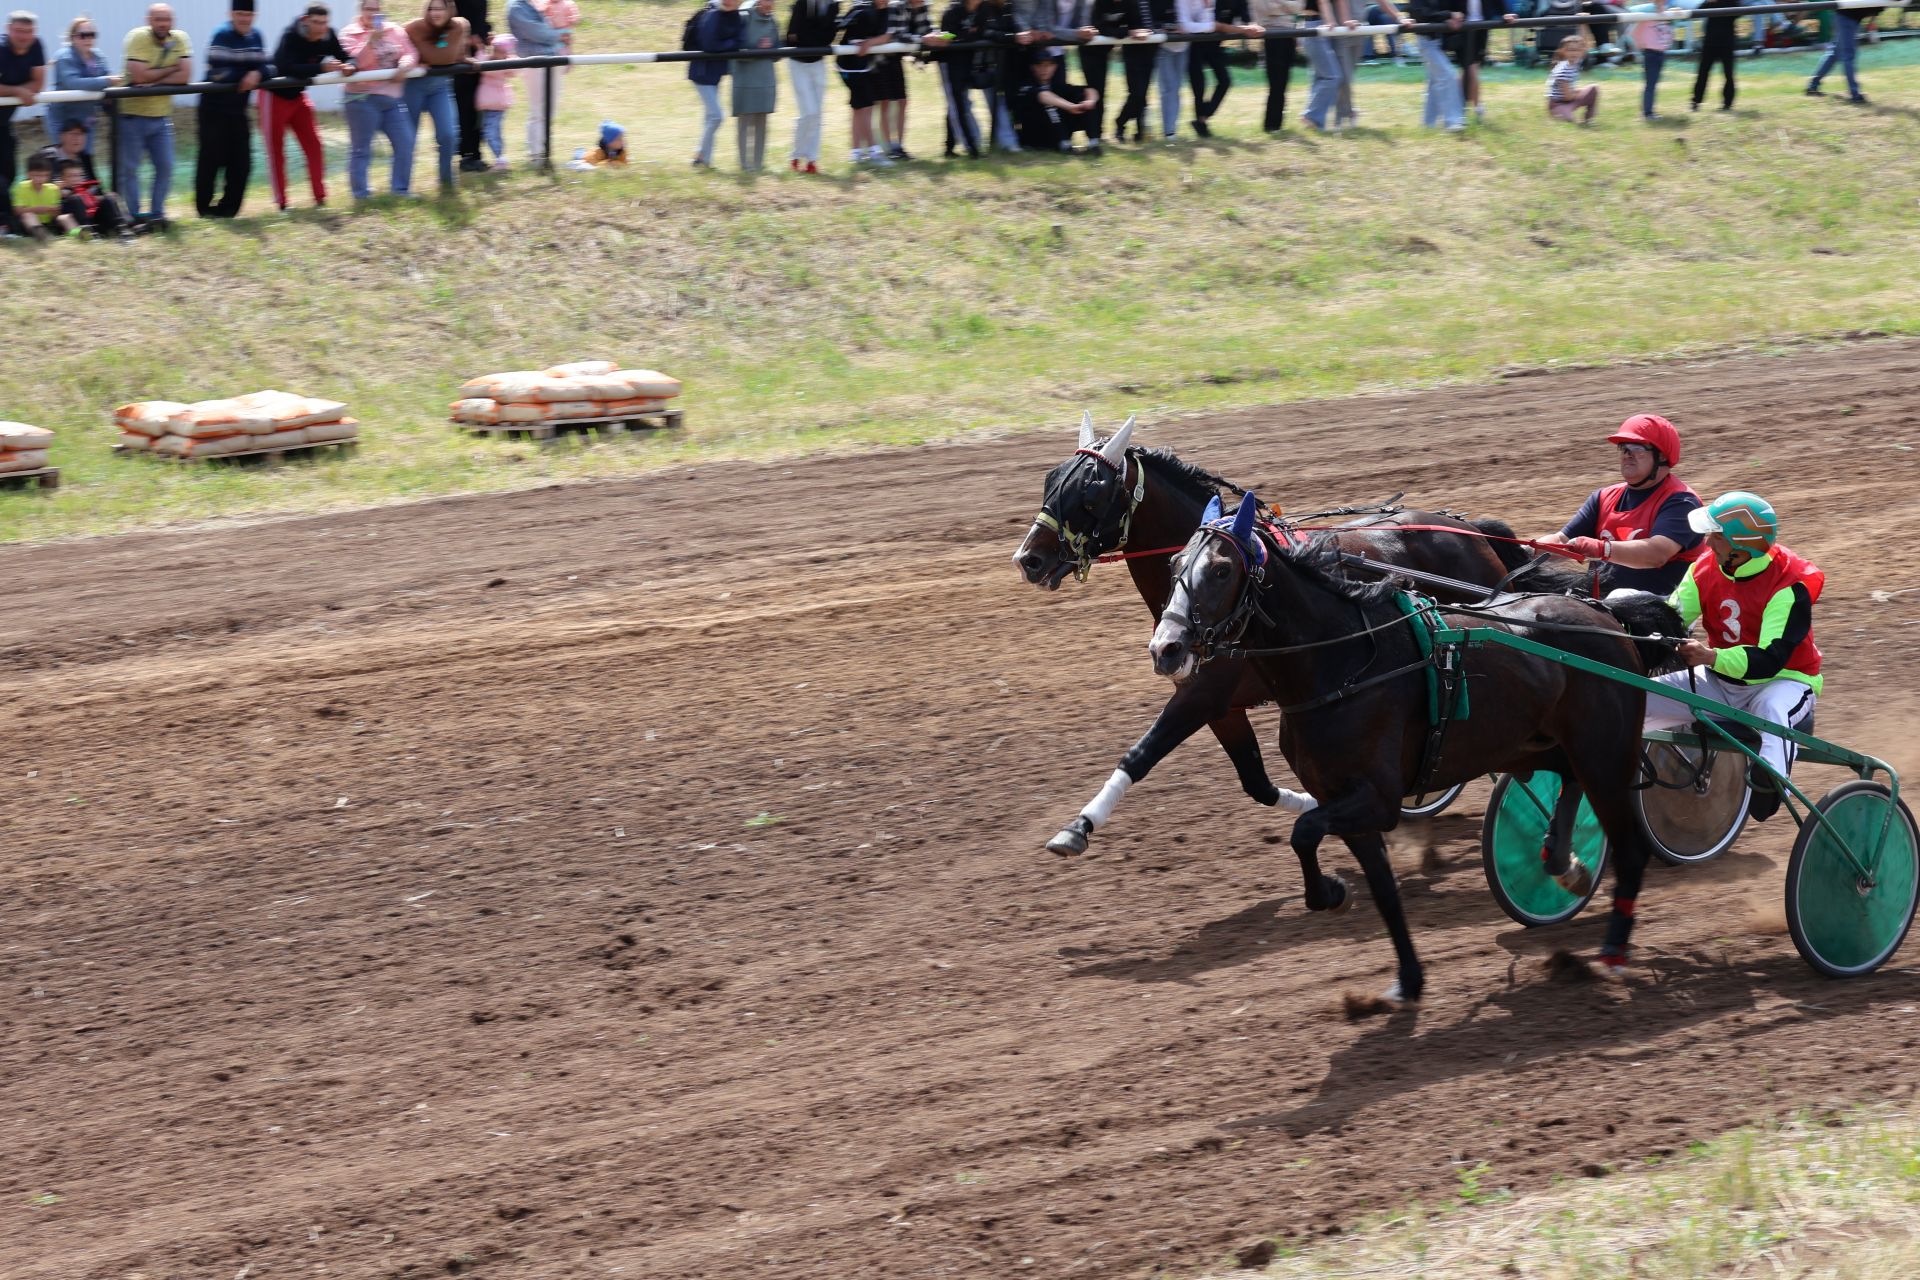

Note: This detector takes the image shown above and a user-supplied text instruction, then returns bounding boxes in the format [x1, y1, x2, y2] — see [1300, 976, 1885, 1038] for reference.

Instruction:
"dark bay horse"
[1012, 414, 1545, 856]
[1148, 495, 1681, 1002]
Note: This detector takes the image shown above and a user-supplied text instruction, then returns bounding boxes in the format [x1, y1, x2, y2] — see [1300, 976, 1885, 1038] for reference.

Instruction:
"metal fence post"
[105, 96, 122, 201]
[542, 65, 554, 172]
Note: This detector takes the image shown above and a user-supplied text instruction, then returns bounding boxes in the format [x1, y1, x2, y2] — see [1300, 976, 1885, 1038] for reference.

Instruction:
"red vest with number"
[1593, 473, 1700, 562]
[1688, 544, 1824, 678]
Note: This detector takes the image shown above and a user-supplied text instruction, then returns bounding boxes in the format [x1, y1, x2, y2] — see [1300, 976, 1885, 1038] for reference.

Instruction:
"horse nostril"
[1019, 553, 1044, 575]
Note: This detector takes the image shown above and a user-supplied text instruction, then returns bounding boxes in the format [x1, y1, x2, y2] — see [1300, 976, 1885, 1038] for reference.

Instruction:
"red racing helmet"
[1607, 414, 1680, 468]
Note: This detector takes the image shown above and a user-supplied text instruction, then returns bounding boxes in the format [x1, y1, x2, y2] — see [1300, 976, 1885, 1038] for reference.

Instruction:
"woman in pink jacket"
[340, 0, 420, 198]
[475, 32, 516, 170]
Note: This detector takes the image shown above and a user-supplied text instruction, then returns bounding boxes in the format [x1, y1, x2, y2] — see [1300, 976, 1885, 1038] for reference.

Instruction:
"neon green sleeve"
[1667, 572, 1701, 629]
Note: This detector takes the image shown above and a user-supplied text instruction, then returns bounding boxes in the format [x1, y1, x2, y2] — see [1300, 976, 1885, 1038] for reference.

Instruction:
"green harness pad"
[1394, 591, 1470, 725]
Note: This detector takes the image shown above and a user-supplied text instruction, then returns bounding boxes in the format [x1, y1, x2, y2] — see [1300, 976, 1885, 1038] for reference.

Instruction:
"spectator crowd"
[0, 0, 1904, 235]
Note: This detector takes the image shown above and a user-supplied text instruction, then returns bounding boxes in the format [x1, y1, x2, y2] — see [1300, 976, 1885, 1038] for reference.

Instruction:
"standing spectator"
[474, 30, 513, 167]
[875, 0, 929, 159]
[0, 9, 46, 235]
[49, 17, 118, 152]
[1333, 0, 1401, 126]
[1545, 32, 1595, 119]
[1111, 0, 1162, 142]
[1636, 0, 1670, 117]
[1078, 0, 1128, 149]
[733, 0, 779, 169]
[341, 0, 419, 199]
[404, 0, 471, 193]
[1361, 1, 1401, 58]
[1450, 0, 1509, 120]
[1298, 0, 1345, 130]
[1158, 0, 1205, 139]
[1806, 1, 1874, 104]
[985, 0, 1024, 149]
[120, 3, 192, 227]
[1187, 0, 1258, 136]
[784, 0, 837, 171]
[266, 3, 346, 209]
[691, 0, 744, 167]
[506, 0, 561, 166]
[1690, 0, 1737, 110]
[928, 0, 987, 157]
[835, 0, 892, 164]
[1407, 0, 1464, 129]
[454, 0, 489, 172]
[197, 0, 268, 219]
[1248, 0, 1299, 131]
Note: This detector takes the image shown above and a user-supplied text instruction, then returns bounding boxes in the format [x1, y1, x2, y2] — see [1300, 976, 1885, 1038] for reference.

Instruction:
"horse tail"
[1469, 517, 1593, 594]
[1601, 589, 1687, 675]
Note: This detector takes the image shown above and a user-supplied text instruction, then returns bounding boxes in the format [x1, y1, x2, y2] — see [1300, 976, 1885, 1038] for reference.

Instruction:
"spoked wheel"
[1481, 771, 1608, 927]
[1785, 780, 1920, 977]
[1401, 781, 1467, 820]
[1634, 741, 1752, 866]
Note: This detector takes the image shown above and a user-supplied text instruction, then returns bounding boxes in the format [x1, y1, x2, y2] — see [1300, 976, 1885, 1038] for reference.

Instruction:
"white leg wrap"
[1080, 769, 1133, 830]
[1275, 788, 1319, 814]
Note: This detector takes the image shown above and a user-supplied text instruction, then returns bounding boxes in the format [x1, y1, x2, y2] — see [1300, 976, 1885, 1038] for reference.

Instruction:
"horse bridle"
[1028, 448, 1147, 583]
[1165, 522, 1277, 662]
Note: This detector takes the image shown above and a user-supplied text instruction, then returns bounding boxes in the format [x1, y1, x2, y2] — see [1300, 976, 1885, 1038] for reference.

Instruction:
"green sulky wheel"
[1481, 771, 1609, 927]
[1785, 780, 1920, 977]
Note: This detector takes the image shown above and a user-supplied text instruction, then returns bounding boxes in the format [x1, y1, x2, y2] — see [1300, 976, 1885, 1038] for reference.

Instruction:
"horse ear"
[1231, 492, 1259, 545]
[1098, 414, 1136, 468]
[1202, 494, 1223, 525]
[1077, 411, 1095, 450]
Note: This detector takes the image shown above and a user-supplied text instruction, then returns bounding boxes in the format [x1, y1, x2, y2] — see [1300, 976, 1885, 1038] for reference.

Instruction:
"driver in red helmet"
[1537, 413, 1707, 597]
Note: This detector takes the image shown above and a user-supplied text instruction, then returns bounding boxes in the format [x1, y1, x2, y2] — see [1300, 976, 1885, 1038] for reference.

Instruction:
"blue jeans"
[118, 114, 175, 218]
[990, 85, 1019, 150]
[694, 82, 723, 162]
[344, 93, 416, 198]
[1641, 47, 1665, 115]
[1302, 23, 1344, 128]
[1811, 14, 1861, 98]
[1156, 43, 1189, 136]
[481, 108, 506, 160]
[403, 74, 459, 190]
[1417, 35, 1463, 127]
[940, 62, 983, 153]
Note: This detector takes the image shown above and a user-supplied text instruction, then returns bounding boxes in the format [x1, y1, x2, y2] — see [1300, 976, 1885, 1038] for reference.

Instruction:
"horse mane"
[1274, 534, 1402, 608]
[1135, 447, 1246, 505]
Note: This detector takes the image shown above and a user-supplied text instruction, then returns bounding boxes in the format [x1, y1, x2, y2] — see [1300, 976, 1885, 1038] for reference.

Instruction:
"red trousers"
[261, 90, 326, 208]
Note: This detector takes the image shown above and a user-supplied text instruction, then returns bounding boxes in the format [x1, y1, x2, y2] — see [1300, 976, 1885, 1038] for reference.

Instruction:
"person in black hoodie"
[454, 0, 490, 171]
[1690, 0, 1739, 110]
[266, 4, 348, 208]
[1110, 0, 1169, 141]
[785, 0, 838, 170]
[929, 0, 993, 156]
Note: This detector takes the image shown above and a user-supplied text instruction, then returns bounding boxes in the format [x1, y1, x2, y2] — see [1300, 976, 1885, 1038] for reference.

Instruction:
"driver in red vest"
[1537, 414, 1705, 597]
[1643, 491, 1822, 823]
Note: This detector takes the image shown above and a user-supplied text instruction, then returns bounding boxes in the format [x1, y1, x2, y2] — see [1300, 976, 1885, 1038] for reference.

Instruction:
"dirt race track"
[7, 341, 1920, 1280]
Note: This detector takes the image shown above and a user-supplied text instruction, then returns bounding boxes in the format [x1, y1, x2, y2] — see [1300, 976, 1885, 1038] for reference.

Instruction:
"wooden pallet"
[457, 407, 685, 443]
[114, 438, 360, 464]
[0, 466, 59, 491]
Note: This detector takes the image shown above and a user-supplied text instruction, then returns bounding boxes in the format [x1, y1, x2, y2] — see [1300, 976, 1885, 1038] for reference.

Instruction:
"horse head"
[1150, 492, 1264, 681]
[1012, 411, 1137, 590]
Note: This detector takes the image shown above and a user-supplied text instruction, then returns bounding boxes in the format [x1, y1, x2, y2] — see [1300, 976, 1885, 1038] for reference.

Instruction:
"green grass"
[1208, 1106, 1920, 1279]
[5, 5, 1920, 541]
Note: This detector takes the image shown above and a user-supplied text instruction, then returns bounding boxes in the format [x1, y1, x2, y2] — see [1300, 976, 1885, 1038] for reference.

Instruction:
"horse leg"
[1342, 831, 1426, 1003]
[1580, 782, 1651, 972]
[1209, 708, 1315, 812]
[1289, 804, 1353, 915]
[1541, 781, 1594, 897]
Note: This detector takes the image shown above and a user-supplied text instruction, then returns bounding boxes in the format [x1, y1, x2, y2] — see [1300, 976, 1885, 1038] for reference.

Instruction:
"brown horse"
[1148, 495, 1680, 1002]
[1013, 415, 1547, 856]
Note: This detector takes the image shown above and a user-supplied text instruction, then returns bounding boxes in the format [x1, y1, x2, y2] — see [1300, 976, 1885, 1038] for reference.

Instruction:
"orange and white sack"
[114, 401, 192, 437]
[495, 400, 603, 423]
[254, 428, 311, 450]
[304, 417, 360, 444]
[544, 360, 619, 379]
[599, 397, 669, 416]
[183, 398, 281, 438]
[151, 432, 254, 458]
[117, 431, 153, 451]
[449, 398, 500, 424]
[231, 390, 349, 432]
[0, 422, 53, 451]
[609, 370, 682, 399]
[0, 448, 50, 473]
[458, 371, 579, 404]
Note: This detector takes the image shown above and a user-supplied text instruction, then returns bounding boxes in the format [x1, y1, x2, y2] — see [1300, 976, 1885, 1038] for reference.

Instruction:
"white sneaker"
[1474, 104, 1486, 120]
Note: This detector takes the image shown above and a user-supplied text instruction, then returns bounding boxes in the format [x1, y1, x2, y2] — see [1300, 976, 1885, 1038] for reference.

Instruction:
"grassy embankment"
[3, 5, 1920, 541]
[1204, 1106, 1920, 1279]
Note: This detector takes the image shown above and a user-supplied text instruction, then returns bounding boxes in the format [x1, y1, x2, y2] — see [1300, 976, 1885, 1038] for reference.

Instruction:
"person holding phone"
[342, 0, 420, 198]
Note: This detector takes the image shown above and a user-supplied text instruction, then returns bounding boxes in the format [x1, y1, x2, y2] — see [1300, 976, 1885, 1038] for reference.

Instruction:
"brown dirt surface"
[7, 340, 1920, 1280]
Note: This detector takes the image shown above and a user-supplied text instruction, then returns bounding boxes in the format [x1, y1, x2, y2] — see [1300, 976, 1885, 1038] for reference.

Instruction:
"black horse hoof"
[1320, 873, 1352, 915]
[1047, 819, 1091, 856]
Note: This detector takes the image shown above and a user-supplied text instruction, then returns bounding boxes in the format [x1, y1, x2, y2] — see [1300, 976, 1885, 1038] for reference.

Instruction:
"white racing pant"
[1643, 666, 1818, 781]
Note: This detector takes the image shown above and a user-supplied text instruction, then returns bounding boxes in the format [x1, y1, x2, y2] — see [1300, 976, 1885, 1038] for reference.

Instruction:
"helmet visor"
[1687, 506, 1722, 536]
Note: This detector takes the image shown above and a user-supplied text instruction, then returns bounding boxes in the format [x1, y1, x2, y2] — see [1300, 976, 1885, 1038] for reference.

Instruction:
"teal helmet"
[1688, 491, 1778, 556]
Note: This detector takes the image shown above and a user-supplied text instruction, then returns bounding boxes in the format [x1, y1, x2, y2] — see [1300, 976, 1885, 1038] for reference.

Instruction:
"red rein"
[1094, 521, 1588, 566]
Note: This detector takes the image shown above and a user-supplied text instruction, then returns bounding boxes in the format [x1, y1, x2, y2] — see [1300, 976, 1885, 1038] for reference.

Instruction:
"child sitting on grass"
[569, 120, 628, 168]
[1546, 36, 1598, 123]
[9, 155, 69, 240]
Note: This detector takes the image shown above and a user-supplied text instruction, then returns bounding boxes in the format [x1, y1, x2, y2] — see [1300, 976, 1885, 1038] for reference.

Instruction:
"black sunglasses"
[76, 30, 98, 36]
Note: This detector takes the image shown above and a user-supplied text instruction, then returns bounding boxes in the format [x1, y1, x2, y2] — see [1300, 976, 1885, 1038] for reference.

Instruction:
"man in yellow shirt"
[121, 3, 191, 225]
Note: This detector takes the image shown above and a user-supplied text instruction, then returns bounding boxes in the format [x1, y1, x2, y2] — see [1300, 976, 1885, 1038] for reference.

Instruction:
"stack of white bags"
[0, 421, 54, 474]
[116, 392, 360, 459]
[450, 361, 682, 426]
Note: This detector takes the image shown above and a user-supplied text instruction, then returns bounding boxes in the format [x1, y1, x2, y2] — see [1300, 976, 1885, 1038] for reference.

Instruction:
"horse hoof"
[1383, 979, 1421, 1005]
[1047, 827, 1090, 856]
[1325, 874, 1353, 915]
[1555, 863, 1594, 898]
